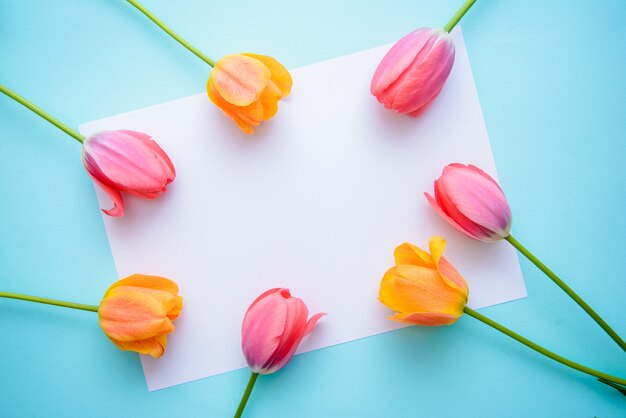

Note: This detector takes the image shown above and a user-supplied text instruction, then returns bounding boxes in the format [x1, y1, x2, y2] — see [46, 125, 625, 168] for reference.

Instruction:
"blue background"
[1, 0, 625, 416]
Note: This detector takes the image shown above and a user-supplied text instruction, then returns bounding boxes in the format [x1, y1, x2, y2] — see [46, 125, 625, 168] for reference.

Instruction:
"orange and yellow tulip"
[207, 53, 292, 134]
[379, 236, 468, 326]
[98, 274, 183, 358]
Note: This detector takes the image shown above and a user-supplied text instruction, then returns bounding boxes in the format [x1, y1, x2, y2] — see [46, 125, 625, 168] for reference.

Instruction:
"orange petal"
[212, 54, 270, 106]
[99, 287, 176, 341]
[104, 274, 178, 297]
[109, 333, 168, 358]
[259, 80, 282, 121]
[243, 53, 292, 97]
[394, 242, 434, 268]
[207, 76, 260, 134]
[390, 311, 461, 326]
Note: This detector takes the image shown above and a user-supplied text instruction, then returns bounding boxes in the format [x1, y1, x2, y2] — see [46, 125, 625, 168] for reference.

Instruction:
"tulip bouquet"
[0, 84, 175, 217]
[378, 237, 626, 389]
[0, 275, 183, 357]
[125, 0, 292, 134]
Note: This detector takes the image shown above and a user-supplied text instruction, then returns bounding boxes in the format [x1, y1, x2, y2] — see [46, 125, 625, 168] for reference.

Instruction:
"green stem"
[443, 0, 477, 32]
[234, 371, 259, 418]
[126, 0, 216, 67]
[0, 84, 84, 143]
[0, 291, 98, 312]
[464, 307, 626, 385]
[506, 235, 626, 352]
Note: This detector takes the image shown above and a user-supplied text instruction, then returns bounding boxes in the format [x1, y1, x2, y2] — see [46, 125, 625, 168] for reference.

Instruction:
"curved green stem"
[464, 307, 626, 385]
[443, 0, 477, 33]
[126, 0, 216, 67]
[0, 291, 98, 312]
[506, 235, 626, 352]
[0, 84, 84, 143]
[234, 371, 259, 418]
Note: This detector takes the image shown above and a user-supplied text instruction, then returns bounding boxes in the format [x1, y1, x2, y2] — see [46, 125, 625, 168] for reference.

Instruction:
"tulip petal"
[304, 312, 326, 337]
[243, 53, 293, 98]
[83, 131, 173, 195]
[242, 290, 287, 371]
[89, 175, 125, 217]
[110, 333, 167, 358]
[105, 274, 179, 296]
[207, 76, 261, 134]
[428, 237, 469, 294]
[99, 288, 176, 341]
[390, 311, 460, 326]
[394, 242, 434, 268]
[440, 164, 512, 237]
[371, 28, 433, 96]
[258, 80, 282, 121]
[119, 130, 176, 182]
[212, 54, 271, 106]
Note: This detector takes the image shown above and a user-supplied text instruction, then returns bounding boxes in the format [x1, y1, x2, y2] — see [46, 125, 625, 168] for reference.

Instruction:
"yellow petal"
[429, 236, 469, 295]
[212, 54, 270, 106]
[243, 53, 292, 97]
[394, 242, 434, 268]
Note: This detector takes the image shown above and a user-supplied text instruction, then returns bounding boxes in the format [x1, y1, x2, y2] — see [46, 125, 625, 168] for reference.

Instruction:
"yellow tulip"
[379, 236, 469, 326]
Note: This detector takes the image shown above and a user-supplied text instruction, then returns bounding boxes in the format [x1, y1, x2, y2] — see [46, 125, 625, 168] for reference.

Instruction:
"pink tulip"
[241, 288, 325, 374]
[81, 130, 176, 217]
[425, 163, 512, 242]
[371, 27, 455, 116]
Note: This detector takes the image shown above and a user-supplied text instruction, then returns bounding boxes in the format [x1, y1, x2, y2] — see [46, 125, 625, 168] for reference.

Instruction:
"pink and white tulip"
[241, 288, 325, 374]
[81, 130, 176, 217]
[425, 163, 512, 242]
[371, 27, 455, 116]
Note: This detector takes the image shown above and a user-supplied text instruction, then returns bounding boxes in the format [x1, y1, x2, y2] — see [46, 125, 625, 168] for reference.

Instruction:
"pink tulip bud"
[81, 130, 176, 217]
[241, 288, 325, 374]
[371, 27, 455, 116]
[425, 163, 512, 242]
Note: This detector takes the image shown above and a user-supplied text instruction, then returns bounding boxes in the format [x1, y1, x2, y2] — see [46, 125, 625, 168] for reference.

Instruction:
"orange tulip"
[379, 236, 468, 326]
[98, 274, 183, 358]
[207, 53, 292, 134]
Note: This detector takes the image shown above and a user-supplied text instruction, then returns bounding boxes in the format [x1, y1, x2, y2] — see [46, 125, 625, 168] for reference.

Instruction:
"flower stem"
[0, 291, 99, 312]
[126, 0, 216, 67]
[505, 234, 626, 352]
[464, 307, 626, 385]
[443, 0, 477, 33]
[234, 371, 259, 418]
[0, 84, 84, 143]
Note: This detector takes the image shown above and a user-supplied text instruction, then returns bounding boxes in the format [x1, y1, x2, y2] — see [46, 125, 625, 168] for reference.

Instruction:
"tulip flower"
[207, 54, 292, 134]
[377, 237, 626, 389]
[424, 163, 511, 242]
[0, 274, 183, 358]
[370, 0, 476, 116]
[126, 0, 292, 134]
[425, 163, 626, 351]
[0, 84, 175, 217]
[235, 288, 325, 417]
[379, 237, 468, 325]
[82, 130, 176, 217]
[98, 274, 183, 358]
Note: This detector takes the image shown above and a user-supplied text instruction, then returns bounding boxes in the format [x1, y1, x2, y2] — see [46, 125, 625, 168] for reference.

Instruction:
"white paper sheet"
[80, 28, 526, 391]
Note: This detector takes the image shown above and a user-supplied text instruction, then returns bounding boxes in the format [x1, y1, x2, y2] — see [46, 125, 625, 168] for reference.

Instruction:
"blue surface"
[1, 0, 625, 416]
